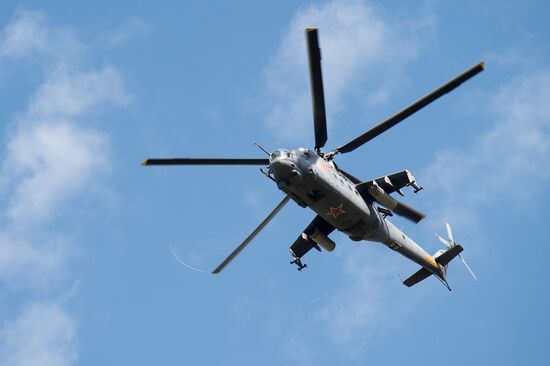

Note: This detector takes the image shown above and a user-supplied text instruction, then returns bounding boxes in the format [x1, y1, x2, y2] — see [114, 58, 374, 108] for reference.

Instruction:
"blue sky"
[0, 1, 549, 365]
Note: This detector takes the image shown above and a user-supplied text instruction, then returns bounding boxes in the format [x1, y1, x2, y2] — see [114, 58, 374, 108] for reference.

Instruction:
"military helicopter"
[143, 28, 483, 290]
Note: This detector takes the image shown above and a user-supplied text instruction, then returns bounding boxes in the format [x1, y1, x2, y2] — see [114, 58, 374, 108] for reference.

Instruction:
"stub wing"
[355, 170, 425, 223]
[289, 215, 335, 270]
[364, 170, 421, 196]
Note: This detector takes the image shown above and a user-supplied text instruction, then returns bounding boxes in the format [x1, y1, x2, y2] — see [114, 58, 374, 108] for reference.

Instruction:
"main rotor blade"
[142, 158, 269, 166]
[335, 62, 485, 154]
[212, 195, 291, 274]
[306, 28, 328, 151]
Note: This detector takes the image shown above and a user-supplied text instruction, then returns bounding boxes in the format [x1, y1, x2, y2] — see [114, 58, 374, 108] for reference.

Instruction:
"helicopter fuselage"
[269, 147, 442, 276]
[141, 28, 482, 286]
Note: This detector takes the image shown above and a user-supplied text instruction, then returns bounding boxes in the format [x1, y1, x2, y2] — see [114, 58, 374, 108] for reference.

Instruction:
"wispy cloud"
[0, 10, 83, 66]
[3, 66, 129, 224]
[0, 233, 69, 288]
[100, 17, 151, 47]
[0, 10, 129, 279]
[423, 70, 550, 230]
[0, 10, 129, 365]
[0, 302, 77, 366]
[315, 251, 402, 344]
[262, 0, 433, 143]
[277, 249, 417, 361]
[4, 123, 107, 223]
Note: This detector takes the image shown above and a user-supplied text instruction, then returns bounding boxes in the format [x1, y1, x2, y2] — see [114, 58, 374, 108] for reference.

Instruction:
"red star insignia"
[326, 204, 345, 219]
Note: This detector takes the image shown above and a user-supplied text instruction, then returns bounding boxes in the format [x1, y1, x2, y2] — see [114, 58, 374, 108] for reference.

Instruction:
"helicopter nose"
[270, 159, 302, 183]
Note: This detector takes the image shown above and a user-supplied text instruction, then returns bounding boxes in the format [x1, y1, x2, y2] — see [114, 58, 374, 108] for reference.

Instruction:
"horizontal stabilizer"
[435, 244, 463, 266]
[403, 245, 464, 288]
[403, 267, 432, 287]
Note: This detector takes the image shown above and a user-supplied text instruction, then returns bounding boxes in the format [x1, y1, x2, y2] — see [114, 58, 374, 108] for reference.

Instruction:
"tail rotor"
[435, 222, 478, 281]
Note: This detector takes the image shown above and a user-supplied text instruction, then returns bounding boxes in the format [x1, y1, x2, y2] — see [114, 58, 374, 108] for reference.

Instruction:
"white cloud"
[101, 17, 151, 47]
[0, 40, 129, 223]
[2, 65, 129, 224]
[0, 9, 129, 366]
[4, 122, 107, 223]
[0, 10, 83, 65]
[27, 66, 129, 120]
[0, 302, 77, 366]
[0, 233, 69, 287]
[315, 251, 399, 345]
[262, 0, 433, 143]
[276, 249, 417, 361]
[423, 70, 550, 227]
[0, 10, 129, 278]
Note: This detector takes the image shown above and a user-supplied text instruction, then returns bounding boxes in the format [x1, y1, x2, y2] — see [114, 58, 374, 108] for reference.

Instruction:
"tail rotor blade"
[459, 254, 478, 281]
[445, 222, 454, 242]
[435, 232, 452, 248]
[306, 28, 328, 151]
[212, 195, 291, 274]
[440, 222, 477, 281]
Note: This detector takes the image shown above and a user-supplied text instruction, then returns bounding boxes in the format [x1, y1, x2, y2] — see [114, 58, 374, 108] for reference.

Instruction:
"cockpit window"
[270, 150, 281, 159]
[298, 147, 310, 158]
[270, 149, 290, 160]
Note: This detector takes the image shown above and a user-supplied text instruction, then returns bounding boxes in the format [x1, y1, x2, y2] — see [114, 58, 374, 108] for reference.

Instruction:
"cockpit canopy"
[270, 149, 290, 160]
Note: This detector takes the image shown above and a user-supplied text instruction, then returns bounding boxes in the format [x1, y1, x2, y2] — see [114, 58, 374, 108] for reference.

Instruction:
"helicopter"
[142, 28, 483, 290]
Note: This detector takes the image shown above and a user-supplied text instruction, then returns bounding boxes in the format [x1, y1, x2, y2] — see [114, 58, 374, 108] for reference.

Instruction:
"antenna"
[254, 142, 270, 156]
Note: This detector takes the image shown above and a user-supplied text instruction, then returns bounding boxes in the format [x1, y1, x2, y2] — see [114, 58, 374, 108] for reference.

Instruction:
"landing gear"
[291, 256, 308, 271]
